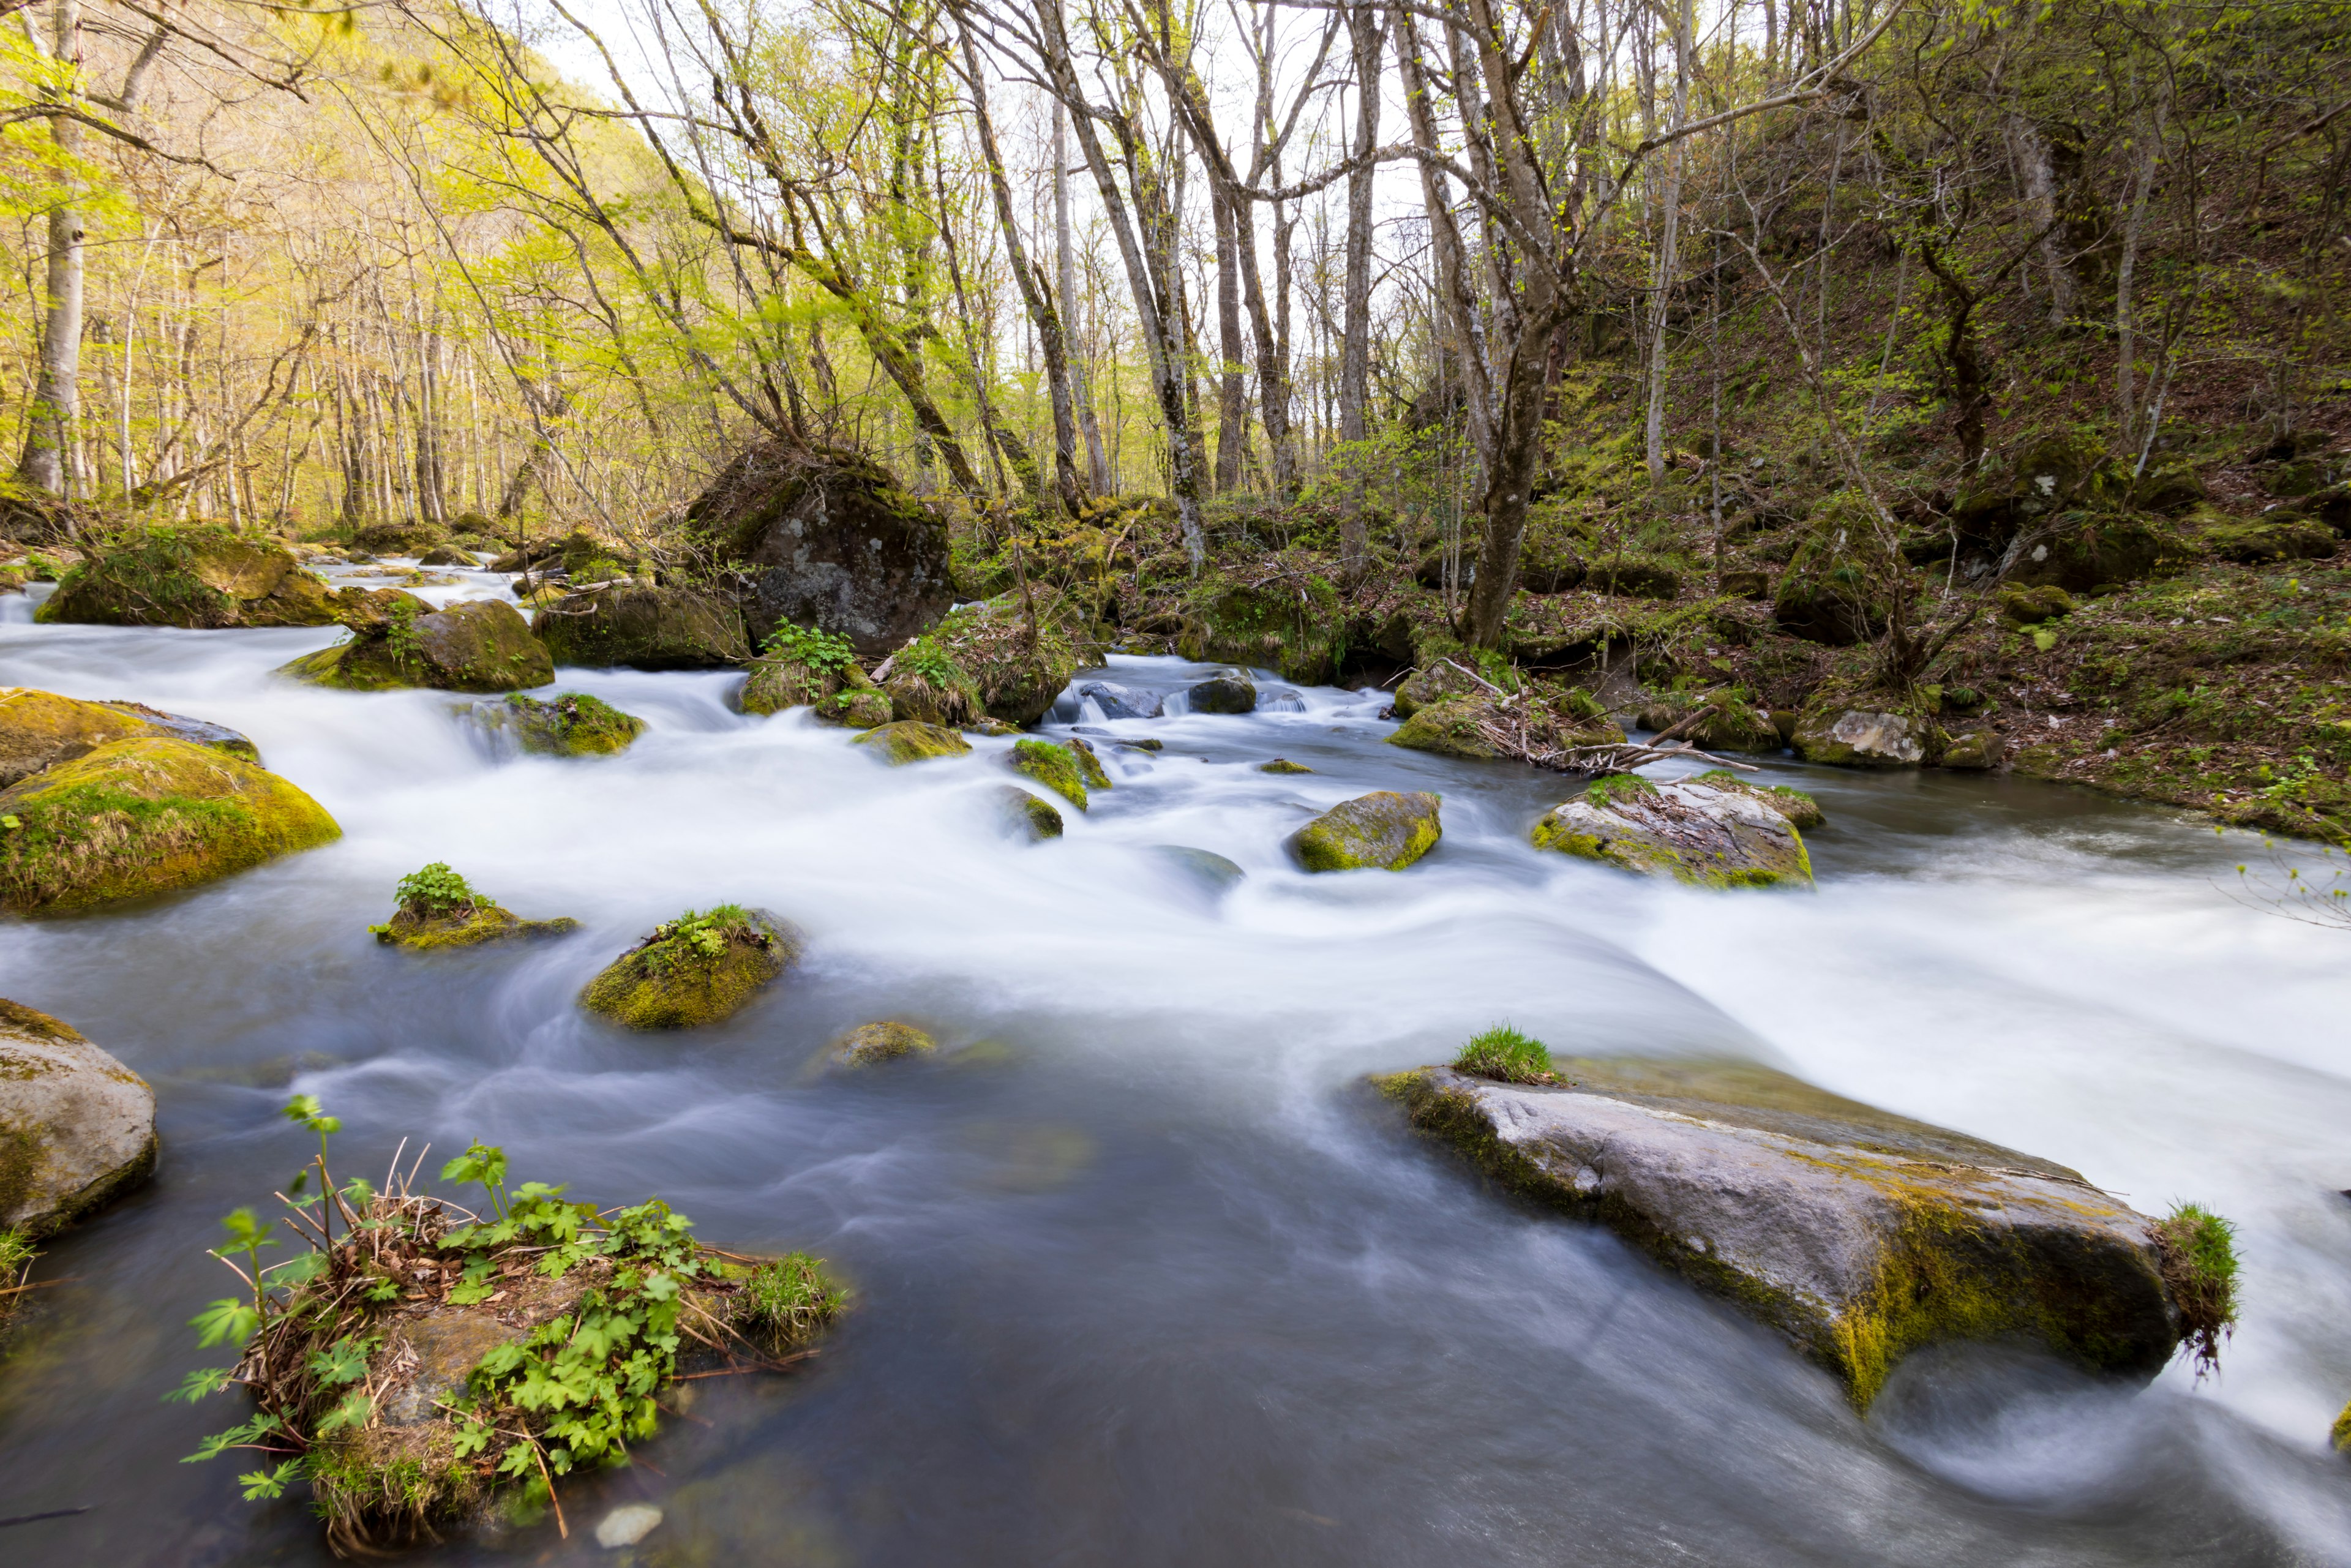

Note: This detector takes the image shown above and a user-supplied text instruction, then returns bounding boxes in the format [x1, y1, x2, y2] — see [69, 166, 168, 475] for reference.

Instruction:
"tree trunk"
[18, 0, 85, 496]
[1337, 2, 1383, 577]
[2005, 114, 2073, 328]
[1643, 0, 1692, 481]
[1212, 182, 1248, 494]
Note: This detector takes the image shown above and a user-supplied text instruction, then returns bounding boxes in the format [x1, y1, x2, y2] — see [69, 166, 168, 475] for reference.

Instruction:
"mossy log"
[0, 736, 340, 913]
[1378, 1060, 2188, 1411]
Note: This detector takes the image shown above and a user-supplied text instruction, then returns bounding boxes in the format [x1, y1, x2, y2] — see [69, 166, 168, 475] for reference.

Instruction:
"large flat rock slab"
[1378, 1059, 2184, 1408]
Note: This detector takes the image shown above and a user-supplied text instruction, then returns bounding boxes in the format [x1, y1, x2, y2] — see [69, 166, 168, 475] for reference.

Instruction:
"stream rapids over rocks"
[2, 562, 2349, 1566]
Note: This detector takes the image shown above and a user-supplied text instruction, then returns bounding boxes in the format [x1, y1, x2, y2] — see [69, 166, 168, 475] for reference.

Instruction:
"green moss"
[2333, 1398, 2351, 1454]
[831, 1021, 937, 1068]
[1692, 770, 1826, 829]
[1453, 1024, 1554, 1084]
[1009, 739, 1089, 809]
[579, 907, 798, 1029]
[1068, 741, 1112, 792]
[503, 692, 643, 756]
[1259, 758, 1314, 774]
[1290, 790, 1442, 871]
[1176, 571, 1345, 683]
[370, 865, 579, 950]
[1582, 773, 1657, 808]
[850, 721, 972, 766]
[0, 737, 340, 913]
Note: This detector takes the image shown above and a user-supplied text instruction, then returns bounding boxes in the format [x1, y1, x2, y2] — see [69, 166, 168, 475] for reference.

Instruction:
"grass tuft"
[2151, 1201, 2239, 1378]
[1453, 1024, 1555, 1084]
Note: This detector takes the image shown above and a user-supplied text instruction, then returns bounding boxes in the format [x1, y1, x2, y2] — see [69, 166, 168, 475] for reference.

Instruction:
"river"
[2, 565, 2348, 1566]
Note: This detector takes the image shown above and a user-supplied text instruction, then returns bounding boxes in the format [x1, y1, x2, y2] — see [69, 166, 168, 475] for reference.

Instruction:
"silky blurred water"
[1, 573, 2347, 1566]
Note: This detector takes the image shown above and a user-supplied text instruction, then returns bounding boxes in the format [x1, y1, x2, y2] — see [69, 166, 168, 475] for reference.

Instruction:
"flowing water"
[2, 569, 2349, 1566]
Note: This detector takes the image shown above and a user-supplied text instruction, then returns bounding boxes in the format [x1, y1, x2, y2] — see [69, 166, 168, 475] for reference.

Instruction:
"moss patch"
[1008, 739, 1090, 810]
[1289, 790, 1442, 871]
[579, 907, 800, 1030]
[852, 721, 972, 766]
[501, 692, 643, 757]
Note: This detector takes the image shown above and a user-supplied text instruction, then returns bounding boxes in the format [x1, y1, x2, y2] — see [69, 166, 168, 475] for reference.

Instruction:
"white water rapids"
[1, 566, 2347, 1566]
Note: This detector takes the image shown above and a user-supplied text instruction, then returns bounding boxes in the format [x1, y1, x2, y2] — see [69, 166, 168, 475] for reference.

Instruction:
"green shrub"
[1454, 1024, 1554, 1084]
[2151, 1201, 2239, 1376]
[762, 622, 857, 672]
[394, 863, 481, 917]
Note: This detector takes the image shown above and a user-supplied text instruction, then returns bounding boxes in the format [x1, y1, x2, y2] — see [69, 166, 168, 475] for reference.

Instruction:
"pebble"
[596, 1504, 663, 1548]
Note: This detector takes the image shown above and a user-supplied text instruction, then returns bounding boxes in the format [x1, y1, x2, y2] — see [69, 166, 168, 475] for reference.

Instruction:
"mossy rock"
[500, 692, 644, 756]
[1791, 692, 1935, 768]
[852, 721, 971, 766]
[1999, 583, 2078, 623]
[1391, 692, 1625, 762]
[1176, 573, 1344, 683]
[2334, 1399, 2351, 1455]
[1392, 659, 1491, 719]
[1690, 769, 1824, 830]
[374, 899, 580, 950]
[1531, 773, 1813, 888]
[534, 585, 750, 670]
[830, 1021, 936, 1068]
[1289, 790, 1442, 872]
[1067, 738, 1112, 790]
[1586, 555, 1681, 599]
[1186, 671, 1258, 714]
[2195, 511, 2338, 565]
[1008, 738, 1091, 809]
[1259, 758, 1313, 775]
[330, 585, 432, 634]
[280, 600, 553, 694]
[740, 655, 887, 726]
[991, 785, 1064, 841]
[1377, 1060, 2186, 1412]
[0, 736, 340, 914]
[579, 907, 801, 1030]
[351, 519, 448, 555]
[924, 589, 1097, 727]
[1, 686, 259, 788]
[0, 997, 156, 1237]
[34, 525, 339, 629]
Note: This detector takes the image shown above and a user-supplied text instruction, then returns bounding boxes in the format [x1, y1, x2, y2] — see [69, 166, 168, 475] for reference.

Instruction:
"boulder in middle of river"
[35, 525, 338, 629]
[279, 599, 553, 693]
[1, 686, 260, 787]
[1289, 790, 1442, 872]
[1007, 738, 1105, 811]
[0, 997, 157, 1237]
[579, 907, 801, 1030]
[372, 863, 579, 950]
[1185, 670, 1257, 715]
[1530, 773, 1816, 888]
[1376, 1056, 2191, 1411]
[533, 584, 749, 670]
[495, 692, 644, 756]
[852, 721, 971, 766]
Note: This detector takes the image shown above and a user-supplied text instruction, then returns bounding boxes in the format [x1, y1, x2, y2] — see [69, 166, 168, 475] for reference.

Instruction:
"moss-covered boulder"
[1, 686, 259, 787]
[991, 785, 1064, 841]
[1391, 659, 1491, 719]
[851, 721, 970, 766]
[830, 1021, 936, 1068]
[498, 692, 643, 756]
[0, 737, 340, 914]
[0, 997, 155, 1237]
[1791, 694, 1934, 767]
[1689, 768, 1824, 828]
[279, 599, 553, 694]
[1289, 791, 1442, 871]
[1185, 670, 1258, 715]
[740, 640, 890, 727]
[2194, 510, 2339, 565]
[1176, 572, 1344, 683]
[1067, 737, 1112, 790]
[534, 585, 749, 670]
[1635, 693, 1783, 754]
[1007, 738, 1095, 810]
[579, 907, 801, 1030]
[1531, 773, 1813, 888]
[1376, 1057, 2188, 1411]
[34, 526, 339, 628]
[922, 590, 1096, 727]
[351, 518, 447, 556]
[1586, 555, 1681, 599]
[372, 863, 578, 950]
[1390, 692, 1625, 762]
[1259, 758, 1313, 775]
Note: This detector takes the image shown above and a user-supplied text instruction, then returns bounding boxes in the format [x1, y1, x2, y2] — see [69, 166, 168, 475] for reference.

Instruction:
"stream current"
[2, 565, 2349, 1566]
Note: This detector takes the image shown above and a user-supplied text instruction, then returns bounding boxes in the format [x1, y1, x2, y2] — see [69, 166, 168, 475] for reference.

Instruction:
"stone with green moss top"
[0, 735, 340, 914]
[1531, 773, 1813, 888]
[1791, 691, 1935, 768]
[740, 644, 889, 727]
[372, 863, 579, 950]
[1690, 769, 1826, 830]
[36, 525, 339, 629]
[1290, 791, 1441, 872]
[1259, 758, 1313, 775]
[534, 583, 749, 670]
[991, 785, 1064, 841]
[498, 692, 644, 756]
[1390, 692, 1625, 762]
[1067, 738, 1112, 790]
[831, 1021, 936, 1068]
[0, 997, 156, 1237]
[1008, 738, 1092, 809]
[1, 686, 260, 788]
[279, 599, 553, 694]
[852, 720, 972, 766]
[1376, 1057, 2190, 1411]
[1391, 659, 1494, 719]
[579, 906, 801, 1029]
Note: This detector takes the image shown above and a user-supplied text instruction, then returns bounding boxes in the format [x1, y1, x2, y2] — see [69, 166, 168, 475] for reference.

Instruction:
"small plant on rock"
[0, 1226, 35, 1326]
[2151, 1201, 2239, 1378]
[1455, 1024, 1556, 1084]
[763, 622, 857, 673]
[394, 862, 482, 918]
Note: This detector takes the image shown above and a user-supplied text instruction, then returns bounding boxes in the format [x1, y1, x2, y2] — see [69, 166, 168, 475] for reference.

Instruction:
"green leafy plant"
[384, 597, 424, 667]
[2151, 1202, 2240, 1378]
[640, 906, 754, 972]
[1454, 1024, 1556, 1084]
[0, 1226, 34, 1326]
[762, 622, 857, 673]
[898, 636, 968, 691]
[393, 863, 482, 917]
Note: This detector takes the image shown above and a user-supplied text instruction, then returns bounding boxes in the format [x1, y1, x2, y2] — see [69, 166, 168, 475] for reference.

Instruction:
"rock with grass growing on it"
[498, 692, 644, 756]
[1289, 790, 1442, 872]
[1390, 691, 1625, 762]
[0, 997, 156, 1237]
[1390, 659, 1493, 719]
[1375, 1054, 2200, 1412]
[279, 599, 553, 694]
[1452, 1022, 1556, 1084]
[1065, 736, 1112, 790]
[831, 1021, 937, 1068]
[2148, 1202, 2239, 1380]
[1007, 738, 1093, 809]
[1, 686, 260, 787]
[34, 525, 339, 628]
[0, 736, 340, 915]
[1531, 773, 1814, 888]
[579, 906, 800, 1029]
[740, 623, 890, 726]
[534, 584, 750, 670]
[370, 863, 579, 950]
[991, 785, 1064, 842]
[851, 720, 972, 766]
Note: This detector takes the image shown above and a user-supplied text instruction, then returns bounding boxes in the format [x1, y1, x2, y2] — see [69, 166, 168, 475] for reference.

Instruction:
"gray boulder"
[1378, 1057, 2188, 1411]
[1186, 670, 1257, 715]
[1530, 773, 1817, 888]
[1078, 681, 1163, 719]
[0, 999, 157, 1237]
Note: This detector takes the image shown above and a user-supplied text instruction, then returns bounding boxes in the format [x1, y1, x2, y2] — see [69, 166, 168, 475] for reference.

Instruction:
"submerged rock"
[1, 686, 260, 787]
[1259, 758, 1313, 775]
[497, 692, 644, 756]
[991, 785, 1064, 842]
[0, 736, 340, 914]
[852, 720, 971, 766]
[1530, 773, 1815, 888]
[831, 1021, 936, 1068]
[1079, 680, 1162, 719]
[1377, 1057, 2189, 1411]
[34, 526, 338, 628]
[533, 584, 749, 670]
[1152, 845, 1244, 895]
[279, 599, 553, 694]
[1290, 791, 1442, 872]
[1008, 738, 1095, 809]
[579, 907, 801, 1030]
[1186, 670, 1257, 715]
[0, 997, 156, 1237]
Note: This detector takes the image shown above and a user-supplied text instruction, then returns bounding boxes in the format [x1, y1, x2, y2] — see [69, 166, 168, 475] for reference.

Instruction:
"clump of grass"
[1454, 1024, 1555, 1084]
[740, 1252, 844, 1349]
[2151, 1201, 2239, 1378]
[0, 1227, 35, 1322]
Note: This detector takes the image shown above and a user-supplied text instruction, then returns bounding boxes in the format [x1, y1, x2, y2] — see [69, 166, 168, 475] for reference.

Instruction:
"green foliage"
[384, 596, 424, 667]
[639, 906, 754, 972]
[394, 861, 482, 917]
[0, 1225, 32, 1278]
[897, 635, 970, 692]
[2153, 1202, 2240, 1378]
[762, 621, 858, 672]
[1454, 1024, 1555, 1084]
[741, 1253, 845, 1346]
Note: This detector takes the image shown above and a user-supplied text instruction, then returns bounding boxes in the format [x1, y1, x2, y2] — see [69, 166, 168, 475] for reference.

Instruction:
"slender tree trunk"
[1058, 101, 1113, 495]
[1211, 182, 1248, 494]
[18, 0, 85, 496]
[1337, 2, 1383, 577]
[2005, 114, 2073, 328]
[1644, 0, 1692, 481]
